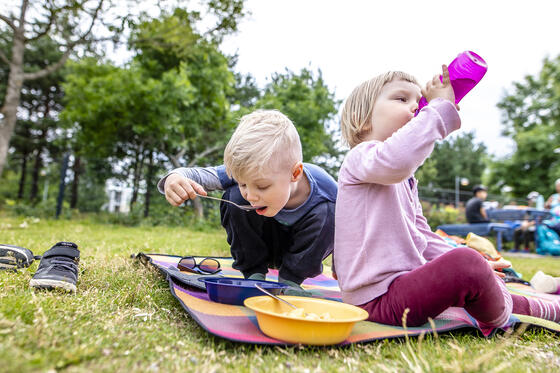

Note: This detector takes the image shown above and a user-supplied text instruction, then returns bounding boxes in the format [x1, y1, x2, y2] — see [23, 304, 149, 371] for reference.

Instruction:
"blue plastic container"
[199, 277, 289, 305]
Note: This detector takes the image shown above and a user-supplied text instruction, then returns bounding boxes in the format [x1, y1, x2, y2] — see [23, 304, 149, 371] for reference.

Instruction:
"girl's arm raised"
[342, 99, 461, 185]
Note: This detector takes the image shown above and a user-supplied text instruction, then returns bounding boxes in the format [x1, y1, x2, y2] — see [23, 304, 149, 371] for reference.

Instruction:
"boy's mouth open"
[255, 206, 268, 215]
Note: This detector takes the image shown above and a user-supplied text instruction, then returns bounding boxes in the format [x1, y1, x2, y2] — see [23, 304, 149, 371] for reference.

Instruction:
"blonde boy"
[158, 110, 337, 292]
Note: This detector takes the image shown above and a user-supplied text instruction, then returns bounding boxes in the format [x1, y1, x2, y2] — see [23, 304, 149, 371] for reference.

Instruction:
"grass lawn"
[1, 213, 559, 372]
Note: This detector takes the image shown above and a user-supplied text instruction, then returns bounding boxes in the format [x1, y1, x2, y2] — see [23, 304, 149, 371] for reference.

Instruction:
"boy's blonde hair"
[340, 71, 419, 148]
[224, 110, 302, 180]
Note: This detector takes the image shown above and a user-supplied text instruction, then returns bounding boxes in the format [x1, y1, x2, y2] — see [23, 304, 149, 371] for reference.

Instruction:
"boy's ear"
[291, 162, 304, 182]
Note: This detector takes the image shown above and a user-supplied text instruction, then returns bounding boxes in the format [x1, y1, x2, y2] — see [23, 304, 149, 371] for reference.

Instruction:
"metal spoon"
[255, 284, 306, 315]
[195, 193, 258, 211]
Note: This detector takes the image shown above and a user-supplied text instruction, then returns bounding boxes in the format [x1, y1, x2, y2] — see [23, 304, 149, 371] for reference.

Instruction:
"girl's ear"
[291, 162, 304, 182]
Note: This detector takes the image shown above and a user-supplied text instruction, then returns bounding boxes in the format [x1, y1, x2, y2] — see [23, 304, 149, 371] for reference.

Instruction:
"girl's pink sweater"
[334, 98, 462, 305]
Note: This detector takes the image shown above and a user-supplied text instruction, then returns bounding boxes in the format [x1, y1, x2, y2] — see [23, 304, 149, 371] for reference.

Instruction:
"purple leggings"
[359, 247, 530, 327]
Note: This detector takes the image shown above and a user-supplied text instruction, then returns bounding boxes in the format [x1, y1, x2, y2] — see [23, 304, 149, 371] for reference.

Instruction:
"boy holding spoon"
[158, 110, 337, 294]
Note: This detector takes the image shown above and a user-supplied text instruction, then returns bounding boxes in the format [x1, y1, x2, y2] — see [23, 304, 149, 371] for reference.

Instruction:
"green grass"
[1, 213, 559, 372]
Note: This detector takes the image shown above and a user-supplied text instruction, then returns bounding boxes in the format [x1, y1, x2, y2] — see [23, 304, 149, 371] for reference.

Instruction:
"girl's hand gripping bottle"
[416, 51, 487, 115]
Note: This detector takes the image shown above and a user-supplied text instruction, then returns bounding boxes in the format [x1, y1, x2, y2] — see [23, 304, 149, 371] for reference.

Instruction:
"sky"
[220, 0, 560, 157]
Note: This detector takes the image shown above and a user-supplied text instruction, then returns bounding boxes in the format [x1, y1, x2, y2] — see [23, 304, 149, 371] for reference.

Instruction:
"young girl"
[334, 66, 560, 328]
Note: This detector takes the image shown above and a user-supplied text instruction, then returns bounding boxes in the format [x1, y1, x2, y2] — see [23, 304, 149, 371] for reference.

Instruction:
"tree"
[254, 68, 341, 176]
[0, 0, 124, 177]
[415, 156, 438, 187]
[61, 58, 196, 210]
[0, 28, 67, 202]
[491, 54, 560, 198]
[0, 0, 247, 178]
[128, 9, 238, 217]
[61, 34, 236, 215]
[416, 131, 488, 204]
[129, 8, 237, 161]
[57, 3, 246, 214]
[19, 36, 66, 202]
[424, 131, 487, 189]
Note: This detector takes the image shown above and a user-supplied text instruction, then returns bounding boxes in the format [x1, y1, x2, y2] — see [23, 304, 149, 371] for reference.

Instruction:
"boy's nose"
[410, 103, 418, 113]
[244, 189, 259, 203]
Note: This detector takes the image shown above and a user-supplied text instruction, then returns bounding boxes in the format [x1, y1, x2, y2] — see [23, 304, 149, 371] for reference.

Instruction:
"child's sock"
[530, 271, 559, 293]
[512, 294, 560, 323]
[529, 298, 560, 322]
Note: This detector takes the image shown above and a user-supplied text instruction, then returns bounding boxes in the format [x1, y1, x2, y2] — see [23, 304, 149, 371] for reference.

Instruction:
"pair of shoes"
[0, 244, 35, 270]
[30, 242, 80, 292]
[530, 271, 559, 294]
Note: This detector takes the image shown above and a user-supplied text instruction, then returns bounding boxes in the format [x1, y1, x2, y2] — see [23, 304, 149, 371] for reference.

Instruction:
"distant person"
[545, 178, 560, 218]
[543, 180, 560, 235]
[465, 185, 490, 223]
[512, 192, 539, 252]
[527, 191, 545, 210]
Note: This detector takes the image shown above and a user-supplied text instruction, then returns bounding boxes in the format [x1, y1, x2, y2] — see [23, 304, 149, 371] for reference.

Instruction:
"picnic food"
[282, 307, 333, 320]
[244, 295, 369, 345]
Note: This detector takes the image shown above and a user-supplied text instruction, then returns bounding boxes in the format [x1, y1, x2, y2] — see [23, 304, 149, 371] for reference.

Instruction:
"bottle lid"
[465, 51, 487, 68]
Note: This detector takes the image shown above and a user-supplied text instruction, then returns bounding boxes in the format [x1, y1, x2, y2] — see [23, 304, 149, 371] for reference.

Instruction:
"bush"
[140, 192, 222, 229]
[91, 197, 222, 231]
[422, 201, 466, 230]
[0, 171, 20, 208]
[1, 182, 223, 230]
[3, 198, 75, 219]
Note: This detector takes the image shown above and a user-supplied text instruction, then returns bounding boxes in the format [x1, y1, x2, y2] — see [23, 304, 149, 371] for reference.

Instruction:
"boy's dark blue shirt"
[216, 163, 337, 226]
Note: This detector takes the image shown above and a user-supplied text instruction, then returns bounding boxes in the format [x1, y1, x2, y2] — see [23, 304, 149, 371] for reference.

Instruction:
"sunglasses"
[177, 256, 221, 274]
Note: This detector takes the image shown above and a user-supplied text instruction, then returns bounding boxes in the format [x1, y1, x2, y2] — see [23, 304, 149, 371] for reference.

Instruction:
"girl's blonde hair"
[340, 71, 419, 148]
[224, 110, 302, 180]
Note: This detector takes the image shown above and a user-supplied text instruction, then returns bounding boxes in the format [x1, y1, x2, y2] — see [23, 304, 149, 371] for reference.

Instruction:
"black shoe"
[0, 244, 35, 270]
[30, 242, 80, 292]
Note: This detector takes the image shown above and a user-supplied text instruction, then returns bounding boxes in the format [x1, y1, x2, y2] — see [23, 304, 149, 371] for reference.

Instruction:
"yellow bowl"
[243, 296, 369, 345]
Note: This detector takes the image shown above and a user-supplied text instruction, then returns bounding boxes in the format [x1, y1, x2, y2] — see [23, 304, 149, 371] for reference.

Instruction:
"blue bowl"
[199, 277, 289, 305]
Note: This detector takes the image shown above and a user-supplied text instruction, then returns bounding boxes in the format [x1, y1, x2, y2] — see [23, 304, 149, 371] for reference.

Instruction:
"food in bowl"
[244, 295, 368, 345]
[282, 308, 332, 320]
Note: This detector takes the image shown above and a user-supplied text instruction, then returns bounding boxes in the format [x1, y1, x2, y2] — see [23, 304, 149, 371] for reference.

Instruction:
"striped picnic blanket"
[137, 253, 560, 345]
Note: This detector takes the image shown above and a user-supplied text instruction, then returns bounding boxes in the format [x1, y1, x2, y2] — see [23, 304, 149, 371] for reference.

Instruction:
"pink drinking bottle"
[416, 51, 487, 115]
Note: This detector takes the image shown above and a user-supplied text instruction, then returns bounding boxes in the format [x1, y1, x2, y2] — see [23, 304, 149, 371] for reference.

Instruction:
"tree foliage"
[0, 0, 247, 178]
[128, 8, 236, 169]
[254, 68, 341, 176]
[1, 1, 344, 218]
[61, 7, 239, 215]
[489, 54, 560, 198]
[417, 131, 488, 190]
[0, 0, 125, 177]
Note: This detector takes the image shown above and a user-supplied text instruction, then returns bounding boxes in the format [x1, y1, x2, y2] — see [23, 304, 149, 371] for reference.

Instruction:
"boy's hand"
[164, 173, 207, 206]
[421, 65, 458, 110]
